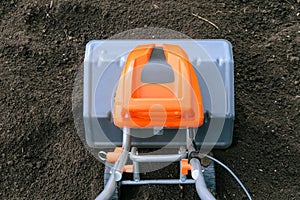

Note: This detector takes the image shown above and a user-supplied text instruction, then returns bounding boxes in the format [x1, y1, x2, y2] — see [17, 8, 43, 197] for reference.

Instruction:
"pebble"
[27, 163, 33, 168]
[36, 161, 42, 168]
[265, 43, 272, 48]
[7, 161, 13, 166]
[290, 56, 299, 62]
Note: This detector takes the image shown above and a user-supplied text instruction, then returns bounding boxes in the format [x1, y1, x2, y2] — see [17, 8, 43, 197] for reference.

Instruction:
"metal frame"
[95, 128, 216, 200]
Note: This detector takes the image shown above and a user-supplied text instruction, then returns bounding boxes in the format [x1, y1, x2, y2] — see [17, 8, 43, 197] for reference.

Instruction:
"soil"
[1, 0, 299, 200]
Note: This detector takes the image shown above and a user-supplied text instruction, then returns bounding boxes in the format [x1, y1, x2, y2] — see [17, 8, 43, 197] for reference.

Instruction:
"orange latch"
[181, 159, 191, 175]
[106, 147, 123, 162]
[123, 165, 134, 173]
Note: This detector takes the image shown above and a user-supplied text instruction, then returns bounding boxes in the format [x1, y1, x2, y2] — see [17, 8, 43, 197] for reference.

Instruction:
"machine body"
[83, 39, 234, 149]
[83, 39, 236, 200]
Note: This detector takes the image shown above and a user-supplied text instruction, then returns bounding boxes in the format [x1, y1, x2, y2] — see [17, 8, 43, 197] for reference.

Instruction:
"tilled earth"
[1, 1, 299, 199]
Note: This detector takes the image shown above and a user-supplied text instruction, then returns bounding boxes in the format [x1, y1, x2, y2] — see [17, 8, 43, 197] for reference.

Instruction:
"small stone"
[36, 161, 42, 168]
[265, 43, 272, 48]
[27, 163, 33, 168]
[290, 56, 299, 62]
[294, 80, 299, 85]
[7, 161, 13, 166]
[280, 189, 284, 192]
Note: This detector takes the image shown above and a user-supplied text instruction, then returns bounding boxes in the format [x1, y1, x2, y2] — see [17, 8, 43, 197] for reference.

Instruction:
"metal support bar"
[179, 146, 187, 182]
[131, 147, 140, 182]
[96, 128, 215, 200]
[95, 127, 131, 200]
[192, 158, 216, 200]
[115, 127, 131, 181]
[130, 151, 186, 163]
[190, 158, 201, 180]
[187, 128, 215, 200]
[186, 128, 196, 152]
[121, 179, 196, 185]
[95, 171, 117, 200]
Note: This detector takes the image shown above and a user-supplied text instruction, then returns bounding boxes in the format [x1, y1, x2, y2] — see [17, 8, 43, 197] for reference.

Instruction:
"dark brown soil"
[1, 1, 299, 199]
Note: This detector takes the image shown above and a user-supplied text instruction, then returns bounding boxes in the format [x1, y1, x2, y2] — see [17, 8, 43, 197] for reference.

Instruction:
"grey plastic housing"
[83, 40, 234, 149]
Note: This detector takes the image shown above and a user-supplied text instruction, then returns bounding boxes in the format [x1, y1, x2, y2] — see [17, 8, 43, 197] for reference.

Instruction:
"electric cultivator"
[83, 40, 252, 199]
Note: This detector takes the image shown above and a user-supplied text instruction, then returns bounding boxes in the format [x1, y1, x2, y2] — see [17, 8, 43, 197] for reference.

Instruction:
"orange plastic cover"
[113, 44, 204, 128]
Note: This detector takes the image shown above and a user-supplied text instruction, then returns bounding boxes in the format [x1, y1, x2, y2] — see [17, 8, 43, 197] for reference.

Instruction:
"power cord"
[191, 141, 252, 200]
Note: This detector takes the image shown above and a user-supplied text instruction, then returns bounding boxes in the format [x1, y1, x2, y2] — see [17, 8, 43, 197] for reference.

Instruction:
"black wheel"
[104, 162, 121, 200]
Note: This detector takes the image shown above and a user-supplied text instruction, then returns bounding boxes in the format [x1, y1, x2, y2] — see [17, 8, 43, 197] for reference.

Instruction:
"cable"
[203, 154, 252, 200]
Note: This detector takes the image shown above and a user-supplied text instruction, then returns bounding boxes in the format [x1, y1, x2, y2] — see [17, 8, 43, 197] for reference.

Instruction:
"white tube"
[130, 153, 185, 162]
[121, 179, 195, 185]
[191, 158, 216, 200]
[95, 127, 131, 200]
[190, 158, 200, 180]
[95, 171, 117, 200]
